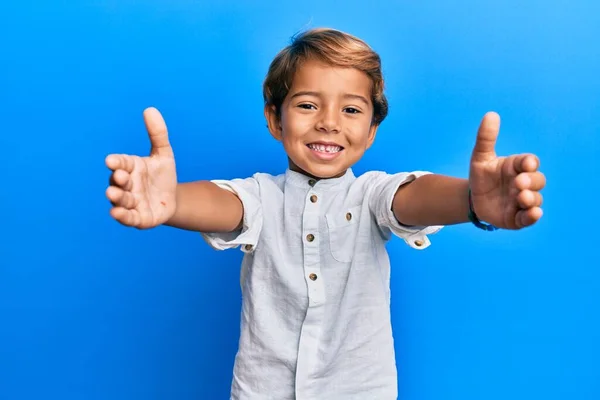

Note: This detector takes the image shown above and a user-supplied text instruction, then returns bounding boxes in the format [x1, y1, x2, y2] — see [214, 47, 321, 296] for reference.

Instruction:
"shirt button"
[309, 273, 318, 281]
[346, 212, 352, 221]
[308, 179, 317, 187]
[414, 240, 424, 247]
[306, 233, 315, 242]
[244, 244, 253, 251]
[310, 194, 318, 203]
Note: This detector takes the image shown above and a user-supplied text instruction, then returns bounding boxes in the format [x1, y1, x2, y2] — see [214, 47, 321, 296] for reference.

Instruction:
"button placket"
[296, 186, 326, 399]
[302, 188, 325, 306]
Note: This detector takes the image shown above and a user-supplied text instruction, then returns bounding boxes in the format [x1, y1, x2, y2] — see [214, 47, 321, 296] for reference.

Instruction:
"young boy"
[105, 28, 545, 399]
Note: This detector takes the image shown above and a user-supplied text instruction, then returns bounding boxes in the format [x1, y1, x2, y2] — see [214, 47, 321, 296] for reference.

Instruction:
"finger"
[517, 190, 543, 209]
[105, 154, 136, 173]
[515, 207, 543, 228]
[471, 111, 500, 163]
[143, 107, 174, 158]
[106, 186, 137, 209]
[511, 154, 540, 174]
[515, 171, 546, 191]
[110, 207, 142, 228]
[109, 169, 133, 191]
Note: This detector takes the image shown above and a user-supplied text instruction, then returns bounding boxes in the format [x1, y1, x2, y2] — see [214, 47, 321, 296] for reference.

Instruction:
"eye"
[298, 103, 316, 110]
[344, 107, 361, 114]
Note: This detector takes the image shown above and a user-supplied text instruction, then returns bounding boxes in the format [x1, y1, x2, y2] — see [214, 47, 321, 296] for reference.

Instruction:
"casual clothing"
[202, 168, 442, 400]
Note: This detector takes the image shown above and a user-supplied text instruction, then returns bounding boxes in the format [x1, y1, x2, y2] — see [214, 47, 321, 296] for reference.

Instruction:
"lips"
[306, 142, 344, 154]
[306, 142, 344, 161]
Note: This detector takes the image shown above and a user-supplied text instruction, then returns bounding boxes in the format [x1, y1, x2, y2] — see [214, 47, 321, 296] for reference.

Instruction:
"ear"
[365, 123, 379, 149]
[264, 105, 283, 141]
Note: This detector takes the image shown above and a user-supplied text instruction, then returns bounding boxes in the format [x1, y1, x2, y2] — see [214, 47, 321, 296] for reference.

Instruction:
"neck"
[288, 159, 346, 180]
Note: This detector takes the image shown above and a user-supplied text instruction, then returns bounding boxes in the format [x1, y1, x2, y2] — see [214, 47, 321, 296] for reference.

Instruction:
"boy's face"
[266, 59, 378, 179]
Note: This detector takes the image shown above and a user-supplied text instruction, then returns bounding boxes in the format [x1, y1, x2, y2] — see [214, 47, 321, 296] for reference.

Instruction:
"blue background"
[1, 1, 598, 399]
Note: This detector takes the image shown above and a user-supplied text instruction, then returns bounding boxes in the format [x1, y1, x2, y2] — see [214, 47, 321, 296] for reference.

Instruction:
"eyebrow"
[290, 91, 370, 105]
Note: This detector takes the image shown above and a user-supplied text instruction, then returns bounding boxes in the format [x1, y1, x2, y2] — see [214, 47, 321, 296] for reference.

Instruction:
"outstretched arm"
[392, 112, 546, 230]
[166, 181, 243, 232]
[392, 175, 470, 226]
[106, 107, 243, 233]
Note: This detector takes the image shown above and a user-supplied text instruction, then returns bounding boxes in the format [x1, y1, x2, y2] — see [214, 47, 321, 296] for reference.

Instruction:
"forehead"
[289, 59, 372, 99]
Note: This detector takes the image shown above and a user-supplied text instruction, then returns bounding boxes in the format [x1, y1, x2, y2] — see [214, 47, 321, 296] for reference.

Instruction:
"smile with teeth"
[307, 143, 343, 153]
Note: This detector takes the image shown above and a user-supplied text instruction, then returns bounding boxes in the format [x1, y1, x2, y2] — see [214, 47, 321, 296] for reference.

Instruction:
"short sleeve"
[368, 171, 443, 250]
[200, 176, 263, 253]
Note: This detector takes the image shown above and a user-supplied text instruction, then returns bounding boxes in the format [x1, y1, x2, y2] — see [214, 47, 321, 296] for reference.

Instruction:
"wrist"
[468, 187, 498, 231]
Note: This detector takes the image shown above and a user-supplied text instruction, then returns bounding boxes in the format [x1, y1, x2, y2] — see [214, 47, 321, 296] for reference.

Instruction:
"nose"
[315, 106, 341, 133]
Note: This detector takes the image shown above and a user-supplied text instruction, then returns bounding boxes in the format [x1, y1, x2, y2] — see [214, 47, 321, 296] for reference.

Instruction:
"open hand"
[105, 107, 178, 229]
[469, 112, 546, 230]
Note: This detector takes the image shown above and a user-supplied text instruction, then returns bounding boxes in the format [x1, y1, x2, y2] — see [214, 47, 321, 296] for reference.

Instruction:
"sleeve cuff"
[200, 179, 263, 253]
[378, 171, 444, 250]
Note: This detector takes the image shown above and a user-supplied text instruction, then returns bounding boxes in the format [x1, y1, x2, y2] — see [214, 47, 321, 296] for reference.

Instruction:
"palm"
[128, 154, 177, 228]
[468, 112, 545, 230]
[105, 107, 178, 229]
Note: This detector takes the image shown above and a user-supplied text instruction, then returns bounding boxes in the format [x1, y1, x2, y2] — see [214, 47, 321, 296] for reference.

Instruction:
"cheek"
[281, 119, 310, 142]
[279, 129, 301, 152]
[347, 128, 372, 147]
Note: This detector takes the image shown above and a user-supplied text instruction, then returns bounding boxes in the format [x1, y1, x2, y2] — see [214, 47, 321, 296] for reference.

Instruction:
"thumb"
[143, 107, 174, 157]
[471, 111, 500, 163]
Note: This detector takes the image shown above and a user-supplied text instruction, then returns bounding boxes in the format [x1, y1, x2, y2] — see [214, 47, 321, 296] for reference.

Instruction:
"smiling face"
[265, 59, 379, 179]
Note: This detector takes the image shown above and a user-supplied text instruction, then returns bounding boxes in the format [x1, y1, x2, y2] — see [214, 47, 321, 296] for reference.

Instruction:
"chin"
[301, 164, 348, 179]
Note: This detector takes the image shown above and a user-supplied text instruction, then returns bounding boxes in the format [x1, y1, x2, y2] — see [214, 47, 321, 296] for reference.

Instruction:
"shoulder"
[250, 172, 286, 192]
[214, 171, 285, 186]
[353, 170, 432, 189]
[347, 170, 391, 194]
[251, 171, 284, 183]
[354, 170, 390, 183]
[347, 169, 430, 203]
[214, 171, 285, 198]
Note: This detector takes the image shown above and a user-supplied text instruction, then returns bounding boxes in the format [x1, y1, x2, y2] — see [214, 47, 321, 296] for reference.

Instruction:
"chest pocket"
[325, 205, 362, 263]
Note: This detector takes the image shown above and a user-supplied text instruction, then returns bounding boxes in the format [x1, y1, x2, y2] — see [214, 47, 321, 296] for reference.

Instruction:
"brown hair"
[263, 28, 388, 125]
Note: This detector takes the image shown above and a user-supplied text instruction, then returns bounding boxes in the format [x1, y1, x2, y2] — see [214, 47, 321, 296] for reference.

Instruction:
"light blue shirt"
[202, 168, 442, 400]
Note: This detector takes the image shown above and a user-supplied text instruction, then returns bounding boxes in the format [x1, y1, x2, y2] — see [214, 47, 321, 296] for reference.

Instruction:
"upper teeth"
[308, 143, 342, 153]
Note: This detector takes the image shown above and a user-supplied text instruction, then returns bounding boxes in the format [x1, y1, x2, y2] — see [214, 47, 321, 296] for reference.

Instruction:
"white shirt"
[202, 168, 443, 400]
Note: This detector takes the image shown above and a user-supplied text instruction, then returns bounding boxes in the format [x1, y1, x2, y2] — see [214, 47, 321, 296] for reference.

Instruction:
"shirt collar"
[285, 168, 355, 190]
